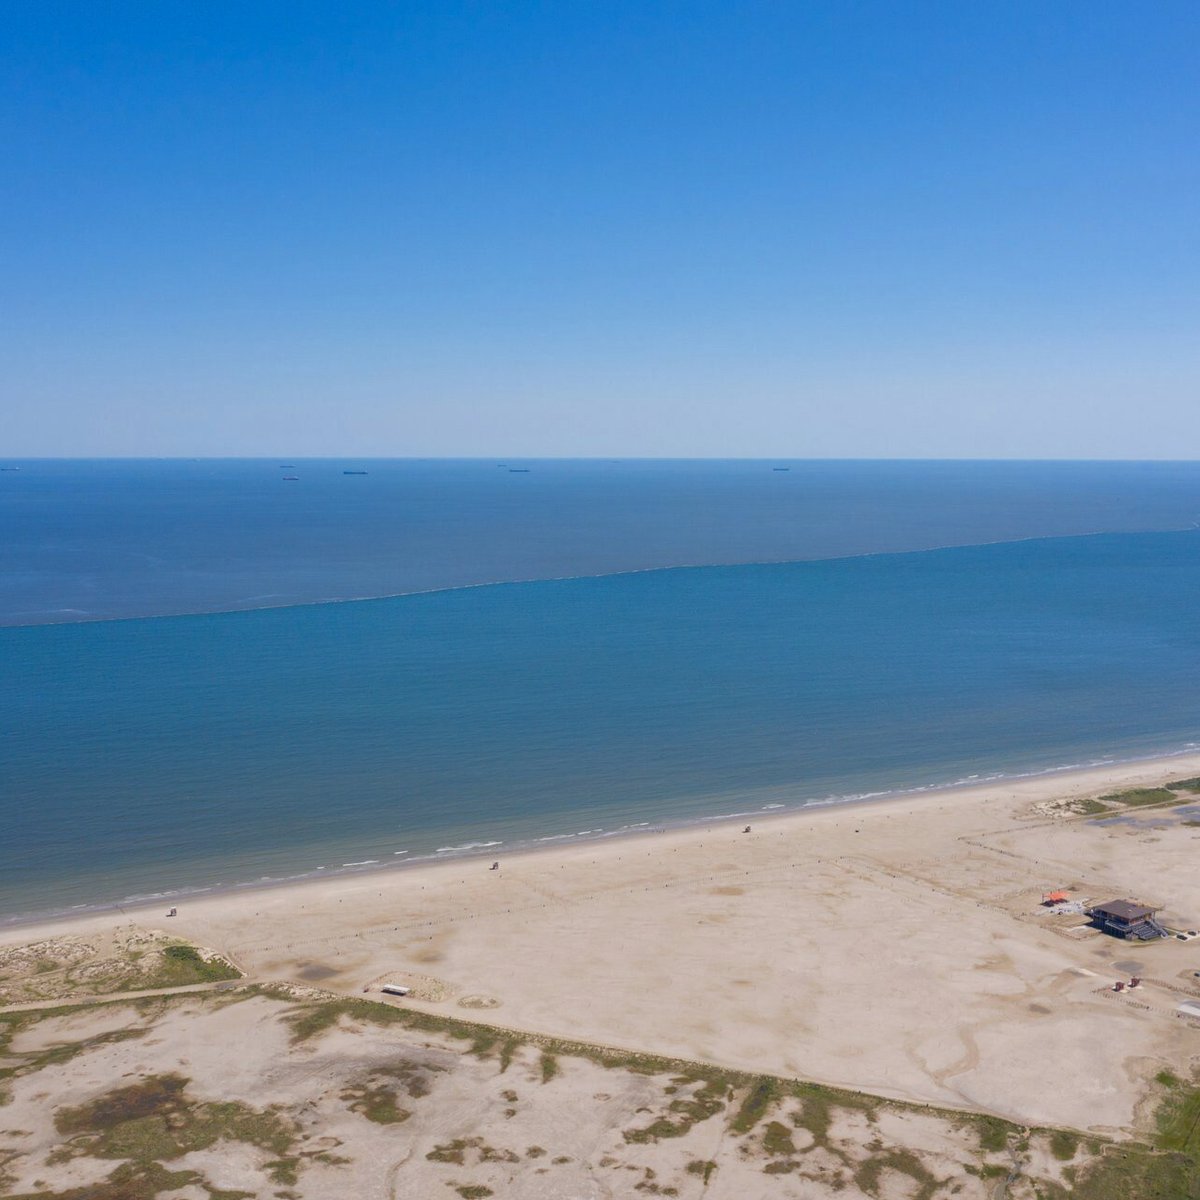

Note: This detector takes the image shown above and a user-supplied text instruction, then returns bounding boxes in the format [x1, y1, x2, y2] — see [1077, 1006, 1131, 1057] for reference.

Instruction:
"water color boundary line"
[4, 741, 1198, 932]
[4, 524, 1198, 630]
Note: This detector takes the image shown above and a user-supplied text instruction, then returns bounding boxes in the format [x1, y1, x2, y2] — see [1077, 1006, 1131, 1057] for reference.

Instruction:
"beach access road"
[0, 978, 253, 1016]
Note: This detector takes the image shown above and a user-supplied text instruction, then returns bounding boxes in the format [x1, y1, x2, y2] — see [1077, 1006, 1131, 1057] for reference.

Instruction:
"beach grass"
[1100, 787, 1180, 807]
[138, 945, 240, 988]
[0, 936, 241, 1007]
[262, 983, 1200, 1194]
[53, 1072, 297, 1162]
[6, 985, 1199, 1199]
[283, 989, 1200, 1198]
[340, 1080, 411, 1124]
[1155, 1073, 1200, 1157]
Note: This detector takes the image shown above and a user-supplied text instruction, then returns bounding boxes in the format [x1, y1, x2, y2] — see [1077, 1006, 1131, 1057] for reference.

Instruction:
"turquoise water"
[3, 528, 1199, 921]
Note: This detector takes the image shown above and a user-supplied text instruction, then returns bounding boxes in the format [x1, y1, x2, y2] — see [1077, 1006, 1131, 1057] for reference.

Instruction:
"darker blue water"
[4, 458, 1200, 625]
[2, 528, 1199, 920]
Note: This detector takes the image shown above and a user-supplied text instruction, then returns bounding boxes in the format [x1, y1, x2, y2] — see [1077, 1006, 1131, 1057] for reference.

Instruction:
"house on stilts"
[1086, 899, 1169, 941]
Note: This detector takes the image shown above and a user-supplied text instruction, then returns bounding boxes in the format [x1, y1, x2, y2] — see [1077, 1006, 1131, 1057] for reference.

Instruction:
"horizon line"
[4, 455, 1200, 465]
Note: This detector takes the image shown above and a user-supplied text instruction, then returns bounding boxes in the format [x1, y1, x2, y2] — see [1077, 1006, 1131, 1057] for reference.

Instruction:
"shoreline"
[6, 745, 1200, 1135]
[7, 746, 1200, 942]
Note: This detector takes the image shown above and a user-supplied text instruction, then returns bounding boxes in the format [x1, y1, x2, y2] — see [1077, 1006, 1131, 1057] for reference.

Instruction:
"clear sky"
[2, 2, 1197, 458]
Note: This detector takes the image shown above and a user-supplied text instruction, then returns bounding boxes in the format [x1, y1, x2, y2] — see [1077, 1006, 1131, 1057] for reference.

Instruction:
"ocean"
[5, 457, 1200, 626]
[2, 460, 1200, 921]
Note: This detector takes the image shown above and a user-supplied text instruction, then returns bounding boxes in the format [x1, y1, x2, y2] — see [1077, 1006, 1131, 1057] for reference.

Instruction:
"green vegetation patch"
[1050, 1128, 1080, 1161]
[1100, 787, 1179, 808]
[279, 996, 357, 1042]
[265, 1156, 300, 1185]
[1168, 777, 1200, 793]
[426, 1137, 517, 1166]
[1155, 1073, 1200, 1157]
[341, 1080, 410, 1125]
[144, 944, 241, 986]
[56, 1073, 187, 1134]
[278, 992, 514, 1062]
[964, 1162, 1009, 1180]
[973, 1115, 1010, 1153]
[51, 1072, 297, 1167]
[337, 1055, 443, 1123]
[497, 1036, 519, 1073]
[730, 1077, 779, 1134]
[762, 1120, 796, 1156]
[1062, 1145, 1199, 1200]
[624, 1074, 731, 1143]
[1030, 1074, 1200, 1199]
[1074, 797, 1111, 816]
[789, 1080, 879, 1153]
[2, 1160, 251, 1200]
[854, 1148, 941, 1200]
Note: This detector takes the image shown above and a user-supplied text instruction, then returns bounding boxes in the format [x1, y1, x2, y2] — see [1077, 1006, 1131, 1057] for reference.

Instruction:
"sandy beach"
[7, 752, 1200, 1140]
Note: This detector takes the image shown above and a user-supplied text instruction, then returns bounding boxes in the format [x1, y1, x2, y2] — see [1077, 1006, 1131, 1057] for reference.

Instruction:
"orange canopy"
[1045, 891, 1069, 902]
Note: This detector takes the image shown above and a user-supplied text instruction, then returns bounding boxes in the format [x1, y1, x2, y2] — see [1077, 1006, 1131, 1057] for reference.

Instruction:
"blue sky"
[2, 2, 1197, 457]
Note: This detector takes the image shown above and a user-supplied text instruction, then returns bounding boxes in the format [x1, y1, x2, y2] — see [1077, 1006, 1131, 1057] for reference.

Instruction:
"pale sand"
[7, 753, 1200, 1136]
[0, 991, 1088, 1198]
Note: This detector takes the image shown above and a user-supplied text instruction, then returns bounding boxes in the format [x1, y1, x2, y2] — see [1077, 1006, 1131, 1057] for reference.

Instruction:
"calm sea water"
[4, 458, 1200, 625]
[3, 526, 1199, 920]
